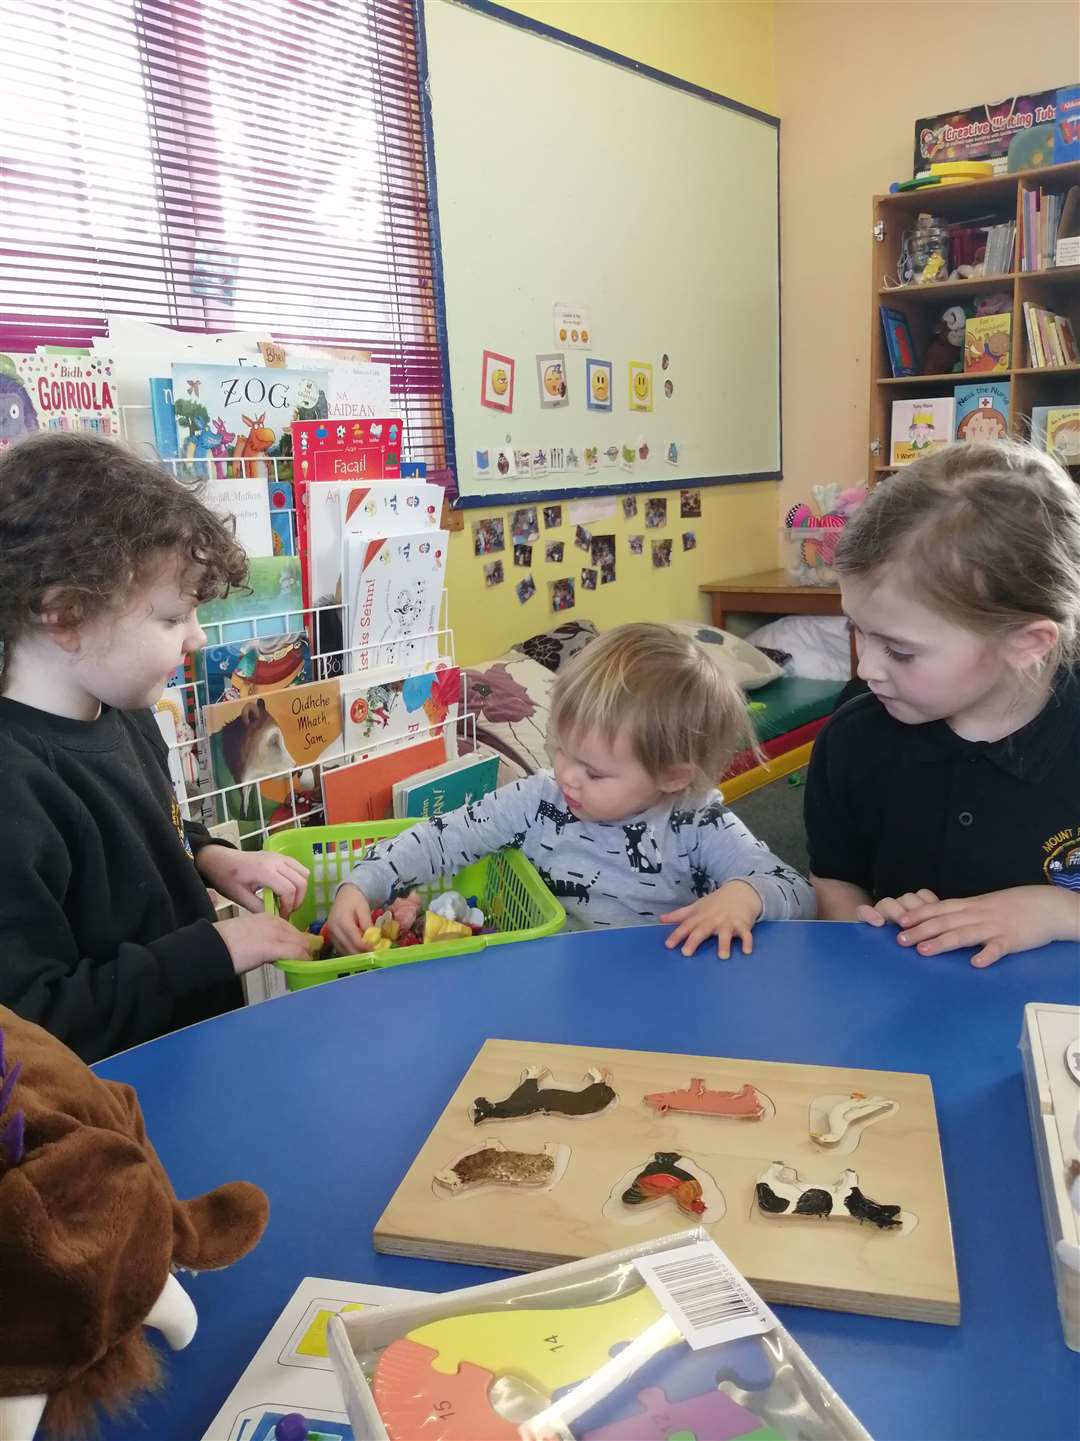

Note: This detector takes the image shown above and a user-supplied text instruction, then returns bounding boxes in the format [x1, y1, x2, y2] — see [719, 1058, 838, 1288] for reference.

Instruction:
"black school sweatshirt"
[0, 696, 241, 1063]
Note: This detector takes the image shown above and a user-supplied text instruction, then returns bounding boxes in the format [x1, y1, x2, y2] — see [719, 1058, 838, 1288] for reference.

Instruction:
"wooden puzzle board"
[374, 1039, 959, 1324]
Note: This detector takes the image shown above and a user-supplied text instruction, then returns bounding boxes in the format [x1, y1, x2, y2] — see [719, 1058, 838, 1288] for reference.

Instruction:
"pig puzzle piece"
[552, 1337, 772, 1436]
[401, 1286, 676, 1394]
[373, 1338, 517, 1441]
[578, 1385, 782, 1441]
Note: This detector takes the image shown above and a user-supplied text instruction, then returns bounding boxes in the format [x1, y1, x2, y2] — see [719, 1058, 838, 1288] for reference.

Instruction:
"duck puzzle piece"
[434, 1139, 558, 1194]
[810, 1093, 897, 1146]
[471, 1065, 617, 1124]
[755, 1162, 902, 1228]
[400, 1286, 676, 1395]
[373, 1337, 518, 1440]
[643, 1079, 764, 1120]
[623, 1153, 706, 1216]
[578, 1385, 782, 1441]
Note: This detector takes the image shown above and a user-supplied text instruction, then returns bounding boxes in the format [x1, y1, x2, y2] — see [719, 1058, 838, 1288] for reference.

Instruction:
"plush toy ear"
[170, 1181, 269, 1272]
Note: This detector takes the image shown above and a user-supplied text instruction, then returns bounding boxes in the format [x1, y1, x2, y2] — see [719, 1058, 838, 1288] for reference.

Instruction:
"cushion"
[512, 619, 598, 673]
[665, 621, 784, 691]
[461, 653, 556, 784]
[744, 615, 852, 682]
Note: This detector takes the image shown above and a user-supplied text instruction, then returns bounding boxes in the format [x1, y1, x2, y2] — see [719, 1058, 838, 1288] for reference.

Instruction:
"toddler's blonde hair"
[550, 622, 755, 793]
[836, 440, 1080, 672]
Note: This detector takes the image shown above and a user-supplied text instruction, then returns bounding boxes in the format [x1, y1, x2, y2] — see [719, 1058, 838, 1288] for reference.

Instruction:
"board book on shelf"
[200, 1275, 424, 1441]
[197, 632, 312, 706]
[1032, 405, 1080, 460]
[963, 313, 1010, 374]
[392, 751, 500, 819]
[1023, 303, 1079, 369]
[0, 350, 118, 444]
[954, 380, 1010, 441]
[171, 363, 332, 470]
[889, 397, 955, 466]
[322, 733, 448, 825]
[197, 555, 304, 642]
[344, 529, 448, 673]
[879, 307, 918, 377]
[342, 664, 460, 761]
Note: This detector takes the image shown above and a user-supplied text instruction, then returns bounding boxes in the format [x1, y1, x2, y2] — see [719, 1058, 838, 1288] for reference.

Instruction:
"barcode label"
[635, 1239, 773, 1349]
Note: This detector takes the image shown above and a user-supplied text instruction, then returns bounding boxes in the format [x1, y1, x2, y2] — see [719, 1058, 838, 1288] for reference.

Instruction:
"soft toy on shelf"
[921, 303, 973, 375]
[0, 1008, 268, 1439]
[784, 486, 867, 586]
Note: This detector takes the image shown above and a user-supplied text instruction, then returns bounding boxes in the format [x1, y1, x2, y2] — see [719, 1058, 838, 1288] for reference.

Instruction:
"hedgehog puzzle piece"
[433, 1139, 558, 1193]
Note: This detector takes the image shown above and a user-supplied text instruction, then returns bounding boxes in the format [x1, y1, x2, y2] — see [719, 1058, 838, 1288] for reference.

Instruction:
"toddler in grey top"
[327, 622, 814, 957]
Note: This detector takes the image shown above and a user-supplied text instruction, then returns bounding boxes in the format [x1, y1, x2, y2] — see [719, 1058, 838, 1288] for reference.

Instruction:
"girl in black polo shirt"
[806, 439, 1080, 968]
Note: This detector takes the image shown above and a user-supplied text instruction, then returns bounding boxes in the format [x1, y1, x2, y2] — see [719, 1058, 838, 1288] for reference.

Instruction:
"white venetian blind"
[0, 0, 450, 481]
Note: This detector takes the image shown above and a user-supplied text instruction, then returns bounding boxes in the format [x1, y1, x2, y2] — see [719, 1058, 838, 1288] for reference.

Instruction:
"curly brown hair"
[0, 433, 248, 671]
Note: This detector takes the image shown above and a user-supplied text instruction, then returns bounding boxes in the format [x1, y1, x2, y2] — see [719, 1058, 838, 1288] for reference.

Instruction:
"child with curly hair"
[0, 433, 318, 1061]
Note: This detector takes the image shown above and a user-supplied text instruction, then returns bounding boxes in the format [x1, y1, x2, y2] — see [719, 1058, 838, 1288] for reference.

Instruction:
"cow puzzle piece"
[755, 1162, 902, 1228]
[373, 1337, 518, 1441]
[643, 1079, 765, 1120]
[578, 1385, 782, 1441]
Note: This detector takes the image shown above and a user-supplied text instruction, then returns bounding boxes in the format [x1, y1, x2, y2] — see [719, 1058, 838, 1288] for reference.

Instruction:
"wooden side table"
[700, 567, 857, 674]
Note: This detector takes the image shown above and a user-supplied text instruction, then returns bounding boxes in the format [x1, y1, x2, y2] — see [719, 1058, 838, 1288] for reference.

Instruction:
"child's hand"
[856, 890, 940, 926]
[661, 880, 763, 959]
[326, 883, 374, 957]
[214, 913, 322, 975]
[892, 886, 1079, 969]
[196, 845, 309, 918]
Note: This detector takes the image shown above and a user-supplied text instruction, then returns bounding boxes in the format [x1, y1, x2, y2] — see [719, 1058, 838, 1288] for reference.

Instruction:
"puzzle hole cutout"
[602, 1154, 726, 1227]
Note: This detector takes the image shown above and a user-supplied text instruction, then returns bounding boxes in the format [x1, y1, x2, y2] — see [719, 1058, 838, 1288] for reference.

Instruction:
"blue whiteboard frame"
[414, 0, 782, 509]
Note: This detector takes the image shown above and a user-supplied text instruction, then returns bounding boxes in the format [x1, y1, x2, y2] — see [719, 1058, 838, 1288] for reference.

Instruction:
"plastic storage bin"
[263, 820, 565, 990]
[781, 524, 843, 586]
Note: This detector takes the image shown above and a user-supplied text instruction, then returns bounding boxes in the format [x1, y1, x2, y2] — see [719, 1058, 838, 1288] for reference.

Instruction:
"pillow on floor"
[512, 619, 598, 673]
[744, 614, 851, 682]
[461, 652, 555, 784]
[666, 621, 784, 691]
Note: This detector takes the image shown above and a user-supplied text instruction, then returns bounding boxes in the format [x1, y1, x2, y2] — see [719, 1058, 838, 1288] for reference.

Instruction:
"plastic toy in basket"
[263, 821, 565, 991]
[783, 486, 866, 587]
[328, 1230, 869, 1441]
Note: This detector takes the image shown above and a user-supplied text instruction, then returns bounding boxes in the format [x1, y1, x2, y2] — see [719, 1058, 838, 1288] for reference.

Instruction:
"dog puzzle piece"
[404, 1287, 675, 1395]
[580, 1385, 773, 1441]
[553, 1338, 772, 1435]
[433, 1138, 558, 1193]
[471, 1065, 617, 1123]
[643, 1079, 765, 1120]
[373, 1338, 518, 1440]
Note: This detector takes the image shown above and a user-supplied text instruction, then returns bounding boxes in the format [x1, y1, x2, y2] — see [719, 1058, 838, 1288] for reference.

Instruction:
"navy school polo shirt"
[804, 669, 1080, 902]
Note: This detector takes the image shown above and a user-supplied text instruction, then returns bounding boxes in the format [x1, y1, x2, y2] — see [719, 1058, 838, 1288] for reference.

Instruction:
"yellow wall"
[775, 0, 1078, 512]
[445, 0, 780, 665]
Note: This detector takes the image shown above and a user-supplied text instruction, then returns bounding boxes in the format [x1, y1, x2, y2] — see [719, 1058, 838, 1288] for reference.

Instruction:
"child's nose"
[856, 639, 885, 684]
[185, 622, 207, 653]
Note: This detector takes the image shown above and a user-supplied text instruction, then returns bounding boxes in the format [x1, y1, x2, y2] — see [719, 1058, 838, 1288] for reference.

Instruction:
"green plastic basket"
[263, 820, 566, 989]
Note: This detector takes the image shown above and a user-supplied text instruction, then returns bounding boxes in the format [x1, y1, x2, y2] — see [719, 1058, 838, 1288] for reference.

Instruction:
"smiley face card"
[586, 357, 612, 412]
[480, 350, 515, 412]
[628, 360, 653, 412]
[536, 352, 569, 408]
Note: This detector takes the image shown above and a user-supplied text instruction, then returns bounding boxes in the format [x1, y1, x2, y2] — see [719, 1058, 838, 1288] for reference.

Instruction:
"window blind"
[0, 0, 450, 485]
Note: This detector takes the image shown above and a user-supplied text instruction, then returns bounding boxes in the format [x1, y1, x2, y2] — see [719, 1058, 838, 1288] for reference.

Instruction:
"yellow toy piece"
[423, 911, 473, 944]
[404, 1285, 677, 1393]
[362, 927, 394, 954]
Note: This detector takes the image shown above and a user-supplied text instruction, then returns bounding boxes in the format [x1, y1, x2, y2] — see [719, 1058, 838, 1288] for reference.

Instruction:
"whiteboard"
[420, 0, 781, 506]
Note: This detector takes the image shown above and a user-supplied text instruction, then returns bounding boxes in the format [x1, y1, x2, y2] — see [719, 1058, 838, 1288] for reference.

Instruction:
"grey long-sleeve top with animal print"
[343, 771, 814, 928]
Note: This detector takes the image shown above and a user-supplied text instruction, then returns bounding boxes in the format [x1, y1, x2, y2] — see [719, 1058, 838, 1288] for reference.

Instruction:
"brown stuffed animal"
[0, 1007, 269, 1439]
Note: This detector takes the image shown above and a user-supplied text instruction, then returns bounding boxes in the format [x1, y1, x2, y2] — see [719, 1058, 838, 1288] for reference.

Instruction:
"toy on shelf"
[782, 484, 867, 586]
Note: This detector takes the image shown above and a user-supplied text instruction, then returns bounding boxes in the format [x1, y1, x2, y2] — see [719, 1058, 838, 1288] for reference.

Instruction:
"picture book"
[392, 751, 500, 820]
[198, 632, 312, 706]
[890, 397, 954, 466]
[200, 1275, 424, 1441]
[149, 377, 179, 459]
[204, 677, 344, 827]
[342, 663, 460, 761]
[954, 380, 1010, 442]
[963, 313, 1011, 373]
[344, 529, 448, 673]
[203, 475, 274, 558]
[268, 479, 295, 556]
[292, 418, 402, 483]
[170, 364, 330, 474]
[305, 478, 443, 611]
[322, 734, 447, 825]
[197, 555, 304, 643]
[0, 351, 118, 450]
[880, 307, 918, 377]
[1046, 407, 1080, 460]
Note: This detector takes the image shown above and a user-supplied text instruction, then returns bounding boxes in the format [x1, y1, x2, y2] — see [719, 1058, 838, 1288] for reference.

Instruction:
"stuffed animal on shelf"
[921, 303, 973, 375]
[784, 486, 868, 584]
[0, 1007, 268, 1439]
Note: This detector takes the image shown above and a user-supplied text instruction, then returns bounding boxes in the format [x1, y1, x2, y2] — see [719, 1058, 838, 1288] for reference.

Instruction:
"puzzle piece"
[404, 1287, 674, 1394]
[373, 1338, 517, 1440]
[552, 1337, 772, 1435]
[579, 1385, 777, 1441]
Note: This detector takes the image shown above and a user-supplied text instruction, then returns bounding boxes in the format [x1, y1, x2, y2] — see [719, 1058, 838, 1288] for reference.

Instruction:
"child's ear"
[37, 590, 84, 654]
[658, 763, 695, 795]
[1003, 618, 1059, 674]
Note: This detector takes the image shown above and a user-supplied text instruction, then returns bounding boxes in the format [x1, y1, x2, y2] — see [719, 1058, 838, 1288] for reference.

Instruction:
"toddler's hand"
[856, 890, 939, 927]
[196, 844, 309, 918]
[214, 913, 321, 975]
[326, 884, 374, 957]
[661, 880, 763, 959]
[892, 886, 1079, 969]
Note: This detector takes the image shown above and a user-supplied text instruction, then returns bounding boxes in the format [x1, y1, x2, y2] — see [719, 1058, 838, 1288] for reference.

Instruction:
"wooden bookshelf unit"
[869, 160, 1080, 482]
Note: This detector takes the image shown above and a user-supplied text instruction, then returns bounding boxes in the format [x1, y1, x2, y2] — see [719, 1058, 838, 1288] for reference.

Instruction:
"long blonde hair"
[836, 440, 1080, 671]
[550, 622, 755, 792]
